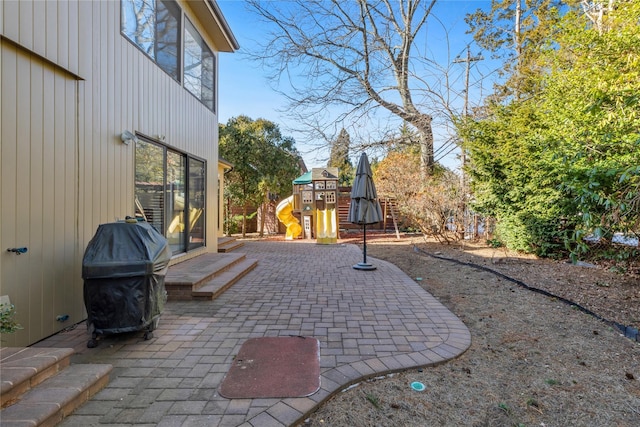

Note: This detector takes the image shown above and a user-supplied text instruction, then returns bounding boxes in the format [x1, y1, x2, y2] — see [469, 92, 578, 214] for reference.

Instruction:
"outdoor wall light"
[121, 130, 138, 145]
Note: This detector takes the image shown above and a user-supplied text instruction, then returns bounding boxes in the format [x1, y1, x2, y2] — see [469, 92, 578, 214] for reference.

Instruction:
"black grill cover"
[82, 221, 172, 334]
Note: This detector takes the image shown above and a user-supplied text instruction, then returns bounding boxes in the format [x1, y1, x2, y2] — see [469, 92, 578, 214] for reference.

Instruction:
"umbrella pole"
[353, 222, 376, 270]
[363, 223, 367, 264]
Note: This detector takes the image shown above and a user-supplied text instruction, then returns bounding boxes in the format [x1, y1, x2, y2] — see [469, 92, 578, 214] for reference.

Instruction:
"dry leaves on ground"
[303, 234, 640, 427]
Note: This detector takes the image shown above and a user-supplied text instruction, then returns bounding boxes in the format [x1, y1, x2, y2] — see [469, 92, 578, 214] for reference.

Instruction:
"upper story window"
[184, 19, 215, 112]
[121, 0, 181, 82]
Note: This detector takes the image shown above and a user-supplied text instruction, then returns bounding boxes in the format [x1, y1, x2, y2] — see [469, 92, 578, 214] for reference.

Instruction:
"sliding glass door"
[135, 137, 206, 254]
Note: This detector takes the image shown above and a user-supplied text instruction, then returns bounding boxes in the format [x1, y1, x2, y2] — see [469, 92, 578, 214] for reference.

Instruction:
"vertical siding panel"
[66, 0, 86, 318]
[167, 80, 173, 140]
[19, 0, 33, 46]
[125, 44, 134, 215]
[153, 61, 159, 134]
[108, 1, 122, 219]
[166, 84, 175, 146]
[92, 0, 102, 225]
[120, 27, 129, 217]
[147, 60, 154, 131]
[142, 53, 148, 132]
[77, 1, 92, 77]
[74, 1, 92, 251]
[45, 0, 57, 63]
[170, 82, 176, 143]
[16, 51, 35, 342]
[163, 77, 169, 141]
[106, 0, 115, 217]
[176, 95, 182, 147]
[157, 71, 163, 139]
[29, 59, 46, 338]
[97, 72, 103, 226]
[100, 0, 107, 223]
[41, 66, 56, 338]
[2, 1, 19, 40]
[63, 76, 77, 327]
[159, 72, 165, 134]
[155, 65, 161, 133]
[78, 0, 92, 247]
[166, 84, 174, 144]
[0, 44, 19, 347]
[87, 2, 96, 228]
[0, 40, 3, 306]
[187, 101, 194, 152]
[52, 70, 66, 341]
[148, 62, 155, 133]
[153, 67, 162, 136]
[76, 79, 89, 321]
[113, 4, 119, 218]
[68, 1, 79, 75]
[57, 0, 68, 71]
[118, 30, 126, 216]
[140, 57, 148, 132]
[32, 1, 46, 55]
[178, 88, 185, 147]
[132, 45, 139, 132]
[128, 45, 135, 131]
[146, 60, 154, 133]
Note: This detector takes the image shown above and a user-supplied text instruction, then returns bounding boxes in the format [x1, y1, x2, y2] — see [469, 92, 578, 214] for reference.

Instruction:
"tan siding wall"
[1, 0, 223, 346]
[1, 41, 79, 346]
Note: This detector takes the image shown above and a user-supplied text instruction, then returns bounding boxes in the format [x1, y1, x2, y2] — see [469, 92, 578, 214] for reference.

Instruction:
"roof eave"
[190, 0, 240, 53]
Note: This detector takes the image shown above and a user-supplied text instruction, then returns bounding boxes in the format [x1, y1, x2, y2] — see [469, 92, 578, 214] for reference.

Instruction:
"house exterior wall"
[0, 0, 236, 346]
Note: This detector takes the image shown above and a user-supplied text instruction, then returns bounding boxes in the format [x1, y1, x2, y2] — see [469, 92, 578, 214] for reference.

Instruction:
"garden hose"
[412, 245, 639, 343]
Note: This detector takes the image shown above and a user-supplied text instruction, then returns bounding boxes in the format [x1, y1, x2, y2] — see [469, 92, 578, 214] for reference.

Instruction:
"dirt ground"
[302, 232, 640, 427]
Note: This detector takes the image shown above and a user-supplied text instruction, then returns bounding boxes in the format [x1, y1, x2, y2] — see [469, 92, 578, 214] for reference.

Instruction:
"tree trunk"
[409, 113, 435, 178]
[259, 191, 268, 238]
[242, 203, 248, 238]
[225, 197, 231, 237]
[418, 128, 434, 177]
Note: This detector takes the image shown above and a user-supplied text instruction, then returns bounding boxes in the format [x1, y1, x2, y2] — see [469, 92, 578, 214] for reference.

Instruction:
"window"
[302, 190, 313, 204]
[184, 19, 215, 111]
[166, 151, 186, 251]
[121, 0, 181, 81]
[135, 138, 206, 254]
[325, 191, 336, 204]
[121, 1, 217, 111]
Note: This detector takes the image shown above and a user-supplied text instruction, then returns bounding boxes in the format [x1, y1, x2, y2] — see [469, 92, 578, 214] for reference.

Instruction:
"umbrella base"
[353, 262, 376, 271]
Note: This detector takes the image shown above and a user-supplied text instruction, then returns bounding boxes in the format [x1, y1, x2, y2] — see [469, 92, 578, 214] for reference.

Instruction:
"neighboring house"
[0, 0, 238, 346]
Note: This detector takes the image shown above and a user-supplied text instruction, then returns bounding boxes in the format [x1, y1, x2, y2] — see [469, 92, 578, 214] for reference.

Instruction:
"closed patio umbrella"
[348, 153, 383, 270]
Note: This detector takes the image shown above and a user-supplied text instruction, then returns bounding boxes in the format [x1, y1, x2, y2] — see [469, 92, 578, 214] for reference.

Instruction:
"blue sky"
[217, 1, 495, 171]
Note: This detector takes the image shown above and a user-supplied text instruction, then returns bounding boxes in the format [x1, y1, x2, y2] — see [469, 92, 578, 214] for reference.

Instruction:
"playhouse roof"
[293, 171, 312, 185]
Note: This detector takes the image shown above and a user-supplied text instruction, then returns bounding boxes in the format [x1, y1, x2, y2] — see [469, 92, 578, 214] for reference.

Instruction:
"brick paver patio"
[38, 240, 470, 426]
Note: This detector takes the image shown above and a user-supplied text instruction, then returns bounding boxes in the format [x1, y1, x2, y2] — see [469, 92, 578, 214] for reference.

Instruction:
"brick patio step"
[0, 347, 112, 426]
[218, 236, 244, 253]
[192, 258, 259, 300]
[165, 252, 258, 301]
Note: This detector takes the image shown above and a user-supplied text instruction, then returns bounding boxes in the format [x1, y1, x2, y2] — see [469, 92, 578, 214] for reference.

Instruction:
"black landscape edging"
[413, 246, 639, 343]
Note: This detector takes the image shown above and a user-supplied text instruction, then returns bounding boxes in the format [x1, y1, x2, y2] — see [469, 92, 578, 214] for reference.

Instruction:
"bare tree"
[248, 0, 442, 176]
[581, 0, 615, 34]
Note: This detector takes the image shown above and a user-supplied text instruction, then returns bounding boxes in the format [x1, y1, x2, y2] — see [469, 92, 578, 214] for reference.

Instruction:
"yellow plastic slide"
[276, 196, 302, 240]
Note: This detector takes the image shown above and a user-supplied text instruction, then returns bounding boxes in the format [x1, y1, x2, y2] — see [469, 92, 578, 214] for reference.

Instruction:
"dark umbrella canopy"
[348, 153, 383, 225]
[348, 153, 382, 271]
